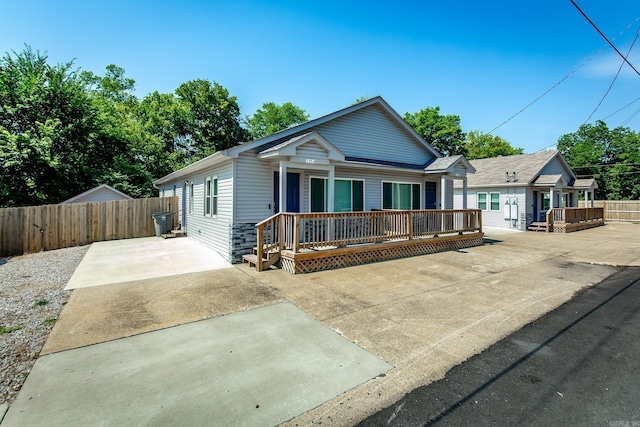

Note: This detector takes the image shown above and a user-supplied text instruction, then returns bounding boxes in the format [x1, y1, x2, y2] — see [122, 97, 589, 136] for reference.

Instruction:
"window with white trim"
[478, 192, 500, 211]
[204, 176, 218, 216]
[188, 182, 194, 214]
[490, 192, 500, 211]
[382, 182, 420, 210]
[310, 177, 364, 212]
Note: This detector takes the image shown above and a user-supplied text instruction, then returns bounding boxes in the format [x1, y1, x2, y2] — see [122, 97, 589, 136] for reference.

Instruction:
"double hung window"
[382, 182, 420, 210]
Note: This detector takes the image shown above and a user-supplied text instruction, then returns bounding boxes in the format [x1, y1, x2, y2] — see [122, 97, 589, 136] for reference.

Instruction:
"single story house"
[453, 150, 598, 231]
[61, 184, 133, 204]
[153, 96, 477, 264]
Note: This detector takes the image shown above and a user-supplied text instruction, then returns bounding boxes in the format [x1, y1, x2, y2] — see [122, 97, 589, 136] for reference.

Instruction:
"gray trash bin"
[152, 212, 171, 237]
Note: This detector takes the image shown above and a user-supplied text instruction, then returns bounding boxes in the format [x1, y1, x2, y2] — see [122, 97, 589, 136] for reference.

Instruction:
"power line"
[602, 96, 640, 120]
[572, 162, 640, 169]
[584, 28, 640, 124]
[570, 0, 640, 77]
[620, 105, 640, 127]
[486, 16, 640, 136]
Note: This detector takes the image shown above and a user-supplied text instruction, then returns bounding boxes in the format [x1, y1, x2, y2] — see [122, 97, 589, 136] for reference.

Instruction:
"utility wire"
[620, 105, 640, 127]
[584, 28, 640, 124]
[486, 16, 640, 136]
[602, 96, 640, 120]
[570, 0, 640, 76]
[572, 162, 640, 169]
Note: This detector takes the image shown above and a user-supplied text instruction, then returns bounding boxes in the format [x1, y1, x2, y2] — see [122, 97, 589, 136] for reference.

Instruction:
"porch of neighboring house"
[528, 178, 603, 233]
[243, 209, 483, 274]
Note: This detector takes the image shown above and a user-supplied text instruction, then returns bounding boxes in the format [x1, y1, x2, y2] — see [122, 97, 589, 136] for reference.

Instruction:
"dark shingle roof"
[465, 151, 559, 187]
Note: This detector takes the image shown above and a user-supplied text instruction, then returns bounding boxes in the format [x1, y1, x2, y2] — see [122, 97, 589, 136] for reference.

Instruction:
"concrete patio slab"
[43, 268, 282, 355]
[0, 404, 7, 424]
[65, 237, 232, 289]
[2, 302, 392, 427]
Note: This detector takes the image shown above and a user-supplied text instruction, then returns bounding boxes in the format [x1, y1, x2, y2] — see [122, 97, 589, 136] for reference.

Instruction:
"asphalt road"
[360, 266, 640, 426]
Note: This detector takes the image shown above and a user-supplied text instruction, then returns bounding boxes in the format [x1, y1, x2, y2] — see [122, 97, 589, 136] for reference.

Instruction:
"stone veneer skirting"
[229, 223, 257, 263]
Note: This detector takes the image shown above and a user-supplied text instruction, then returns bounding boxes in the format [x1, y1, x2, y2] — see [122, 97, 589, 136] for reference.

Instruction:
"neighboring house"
[61, 184, 133, 204]
[453, 151, 598, 231]
[153, 96, 476, 263]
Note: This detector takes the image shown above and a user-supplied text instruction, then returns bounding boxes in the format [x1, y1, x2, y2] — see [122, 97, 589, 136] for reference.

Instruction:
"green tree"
[244, 101, 309, 139]
[175, 79, 249, 159]
[404, 107, 467, 157]
[351, 95, 373, 105]
[0, 46, 124, 206]
[464, 130, 523, 160]
[558, 120, 640, 200]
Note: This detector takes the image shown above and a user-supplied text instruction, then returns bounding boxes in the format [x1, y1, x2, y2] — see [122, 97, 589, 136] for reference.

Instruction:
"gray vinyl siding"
[176, 161, 234, 261]
[456, 186, 527, 230]
[539, 157, 573, 183]
[235, 151, 274, 223]
[296, 141, 330, 160]
[313, 104, 434, 165]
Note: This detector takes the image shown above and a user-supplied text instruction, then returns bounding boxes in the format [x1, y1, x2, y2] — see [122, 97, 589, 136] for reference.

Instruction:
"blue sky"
[2, 0, 640, 153]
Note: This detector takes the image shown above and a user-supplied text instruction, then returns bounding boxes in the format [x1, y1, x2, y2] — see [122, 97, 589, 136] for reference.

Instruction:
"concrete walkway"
[3, 302, 391, 427]
[2, 223, 640, 426]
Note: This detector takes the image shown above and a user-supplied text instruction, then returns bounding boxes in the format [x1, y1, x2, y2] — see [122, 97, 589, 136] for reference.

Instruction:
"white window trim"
[477, 192, 500, 211]
[188, 181, 194, 215]
[204, 176, 218, 217]
[309, 176, 365, 213]
[381, 181, 421, 210]
[489, 192, 500, 211]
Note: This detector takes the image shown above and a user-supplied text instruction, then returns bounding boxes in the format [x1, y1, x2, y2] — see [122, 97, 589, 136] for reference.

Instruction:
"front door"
[425, 182, 437, 209]
[273, 171, 300, 213]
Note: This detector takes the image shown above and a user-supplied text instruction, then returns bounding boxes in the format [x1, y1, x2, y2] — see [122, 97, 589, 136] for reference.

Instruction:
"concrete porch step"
[161, 229, 187, 239]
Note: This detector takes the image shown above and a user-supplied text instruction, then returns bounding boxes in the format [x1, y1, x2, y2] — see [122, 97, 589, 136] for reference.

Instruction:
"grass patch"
[0, 325, 23, 334]
[43, 318, 57, 325]
[34, 299, 49, 307]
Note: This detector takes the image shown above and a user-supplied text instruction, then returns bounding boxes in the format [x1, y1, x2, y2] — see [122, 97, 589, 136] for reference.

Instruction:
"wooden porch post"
[327, 166, 335, 213]
[462, 177, 468, 209]
[326, 166, 335, 242]
[549, 188, 555, 208]
[279, 162, 286, 213]
[440, 175, 447, 210]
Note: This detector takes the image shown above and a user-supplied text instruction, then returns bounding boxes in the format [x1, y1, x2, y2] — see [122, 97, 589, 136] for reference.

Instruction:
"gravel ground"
[0, 245, 89, 404]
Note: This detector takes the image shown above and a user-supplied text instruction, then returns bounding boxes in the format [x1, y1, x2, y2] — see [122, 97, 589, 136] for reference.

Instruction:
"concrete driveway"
[2, 223, 640, 426]
[65, 236, 233, 289]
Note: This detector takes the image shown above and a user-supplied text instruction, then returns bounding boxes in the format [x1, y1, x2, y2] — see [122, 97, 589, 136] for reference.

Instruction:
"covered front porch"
[244, 209, 483, 273]
[528, 176, 602, 233]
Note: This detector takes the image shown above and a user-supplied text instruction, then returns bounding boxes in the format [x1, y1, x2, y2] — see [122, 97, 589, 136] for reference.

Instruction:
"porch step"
[242, 253, 259, 268]
[527, 222, 548, 232]
[161, 229, 187, 239]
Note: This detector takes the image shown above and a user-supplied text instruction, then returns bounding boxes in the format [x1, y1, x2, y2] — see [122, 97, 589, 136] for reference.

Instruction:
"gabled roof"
[573, 178, 598, 190]
[226, 96, 441, 158]
[463, 151, 575, 187]
[258, 131, 345, 161]
[532, 174, 566, 186]
[61, 184, 133, 204]
[154, 96, 441, 185]
[424, 155, 476, 174]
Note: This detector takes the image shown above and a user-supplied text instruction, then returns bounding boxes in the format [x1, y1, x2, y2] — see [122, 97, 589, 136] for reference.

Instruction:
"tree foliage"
[558, 120, 640, 200]
[0, 46, 124, 206]
[0, 46, 250, 207]
[404, 107, 467, 157]
[464, 130, 523, 160]
[244, 101, 309, 139]
[176, 79, 249, 157]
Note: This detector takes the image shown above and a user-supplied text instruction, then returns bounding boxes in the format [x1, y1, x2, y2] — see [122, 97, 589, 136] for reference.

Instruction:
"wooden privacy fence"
[578, 200, 640, 222]
[0, 197, 178, 257]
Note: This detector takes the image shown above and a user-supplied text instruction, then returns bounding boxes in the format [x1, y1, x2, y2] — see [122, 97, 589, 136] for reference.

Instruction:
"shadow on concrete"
[360, 266, 640, 426]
